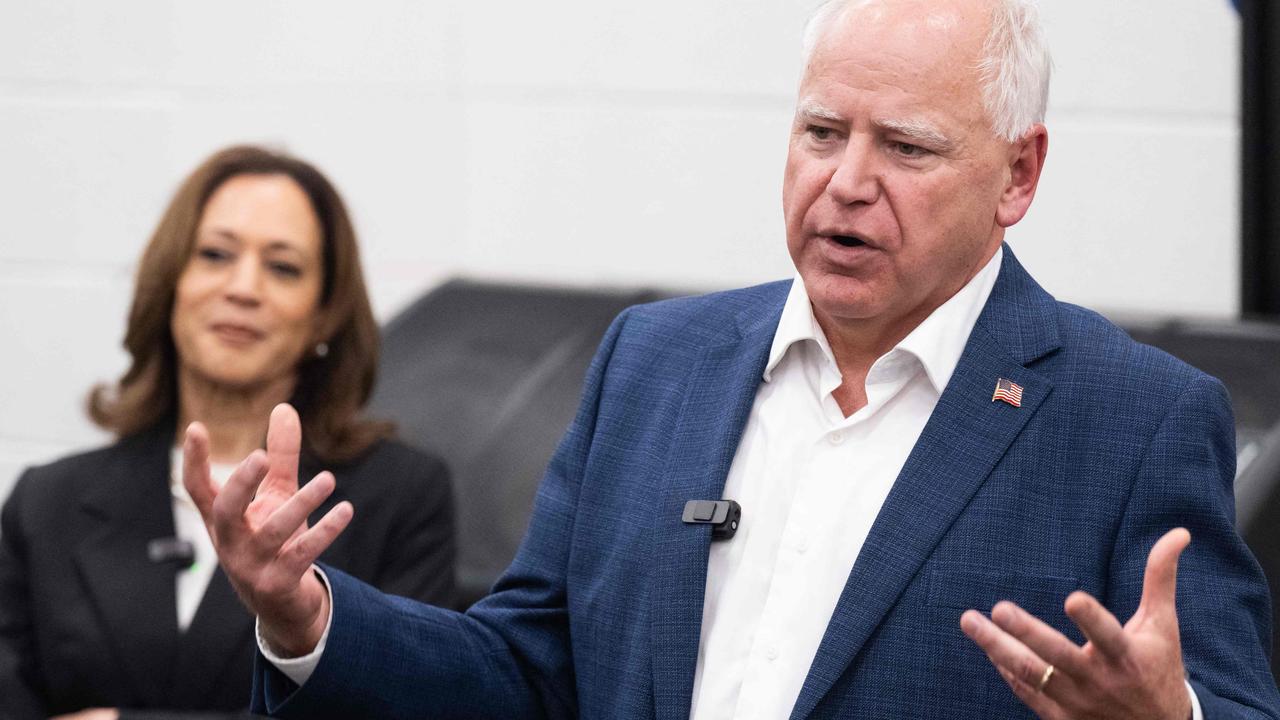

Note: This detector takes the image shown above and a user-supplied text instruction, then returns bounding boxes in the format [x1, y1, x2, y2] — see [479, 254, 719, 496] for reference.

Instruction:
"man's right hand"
[182, 403, 354, 657]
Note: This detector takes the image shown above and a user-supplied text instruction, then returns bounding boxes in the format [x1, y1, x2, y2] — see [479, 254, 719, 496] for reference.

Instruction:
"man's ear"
[995, 124, 1048, 228]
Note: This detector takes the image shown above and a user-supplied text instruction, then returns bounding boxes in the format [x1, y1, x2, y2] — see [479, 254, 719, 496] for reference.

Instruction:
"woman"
[0, 146, 456, 719]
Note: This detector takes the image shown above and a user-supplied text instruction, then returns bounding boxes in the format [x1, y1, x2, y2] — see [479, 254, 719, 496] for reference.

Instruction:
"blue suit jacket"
[255, 249, 1279, 719]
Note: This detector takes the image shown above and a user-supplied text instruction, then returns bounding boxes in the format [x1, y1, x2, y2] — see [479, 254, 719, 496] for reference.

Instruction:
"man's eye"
[807, 125, 835, 141]
[894, 142, 927, 157]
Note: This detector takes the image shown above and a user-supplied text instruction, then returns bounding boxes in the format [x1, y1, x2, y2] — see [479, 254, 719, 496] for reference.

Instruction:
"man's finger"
[182, 422, 217, 520]
[264, 403, 302, 494]
[990, 601, 1088, 678]
[961, 610, 1059, 693]
[1063, 591, 1127, 659]
[212, 450, 269, 533]
[1138, 527, 1191, 621]
[995, 663, 1072, 720]
[258, 472, 337, 550]
[278, 501, 354, 578]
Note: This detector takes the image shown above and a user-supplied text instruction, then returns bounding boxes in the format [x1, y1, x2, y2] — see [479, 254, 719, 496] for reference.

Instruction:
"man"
[184, 0, 1280, 717]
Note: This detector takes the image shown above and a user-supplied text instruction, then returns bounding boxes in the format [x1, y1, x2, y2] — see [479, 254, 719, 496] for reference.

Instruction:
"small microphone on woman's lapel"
[147, 537, 197, 570]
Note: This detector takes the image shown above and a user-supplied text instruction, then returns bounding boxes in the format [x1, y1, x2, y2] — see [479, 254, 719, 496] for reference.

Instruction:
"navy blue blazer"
[255, 249, 1279, 719]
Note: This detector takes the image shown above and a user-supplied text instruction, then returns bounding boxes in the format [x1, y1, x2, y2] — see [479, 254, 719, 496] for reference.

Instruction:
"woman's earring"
[314, 341, 329, 358]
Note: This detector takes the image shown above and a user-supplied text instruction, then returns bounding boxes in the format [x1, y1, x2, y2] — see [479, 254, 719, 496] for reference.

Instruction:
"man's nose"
[825, 138, 880, 206]
[224, 255, 262, 305]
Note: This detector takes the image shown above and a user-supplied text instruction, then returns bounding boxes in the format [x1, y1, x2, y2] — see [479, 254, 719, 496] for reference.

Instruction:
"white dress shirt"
[688, 248, 1004, 720]
[264, 246, 1199, 718]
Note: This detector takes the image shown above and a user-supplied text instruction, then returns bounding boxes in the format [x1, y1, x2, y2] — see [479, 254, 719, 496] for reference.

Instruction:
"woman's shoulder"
[312, 439, 453, 531]
[325, 437, 450, 490]
[6, 431, 163, 521]
[18, 433, 152, 489]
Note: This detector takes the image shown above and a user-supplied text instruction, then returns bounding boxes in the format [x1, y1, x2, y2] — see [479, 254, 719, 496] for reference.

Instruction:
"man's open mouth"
[831, 235, 866, 248]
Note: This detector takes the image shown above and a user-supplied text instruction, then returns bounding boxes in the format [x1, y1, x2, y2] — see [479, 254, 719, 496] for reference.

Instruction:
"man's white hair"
[800, 0, 1052, 142]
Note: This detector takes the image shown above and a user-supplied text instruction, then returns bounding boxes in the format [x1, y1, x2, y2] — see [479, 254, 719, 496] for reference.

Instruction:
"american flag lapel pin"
[992, 378, 1024, 407]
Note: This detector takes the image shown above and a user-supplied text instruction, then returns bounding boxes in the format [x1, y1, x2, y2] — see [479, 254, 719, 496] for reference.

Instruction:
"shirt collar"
[763, 246, 1004, 393]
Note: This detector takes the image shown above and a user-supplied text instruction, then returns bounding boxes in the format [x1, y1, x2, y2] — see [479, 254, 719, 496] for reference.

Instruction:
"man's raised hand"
[182, 403, 354, 657]
[960, 528, 1193, 720]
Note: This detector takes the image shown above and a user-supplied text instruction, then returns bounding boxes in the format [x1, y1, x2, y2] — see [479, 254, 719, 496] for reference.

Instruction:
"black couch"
[368, 280, 664, 607]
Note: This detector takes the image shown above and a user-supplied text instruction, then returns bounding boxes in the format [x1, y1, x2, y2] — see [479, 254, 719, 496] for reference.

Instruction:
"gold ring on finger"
[1036, 664, 1055, 693]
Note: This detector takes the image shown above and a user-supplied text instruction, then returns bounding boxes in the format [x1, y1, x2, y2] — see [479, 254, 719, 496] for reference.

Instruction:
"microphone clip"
[147, 537, 196, 570]
[682, 499, 741, 541]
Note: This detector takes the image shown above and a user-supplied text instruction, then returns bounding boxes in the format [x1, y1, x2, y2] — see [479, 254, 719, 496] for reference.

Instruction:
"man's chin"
[802, 275, 883, 318]
[808, 295, 887, 327]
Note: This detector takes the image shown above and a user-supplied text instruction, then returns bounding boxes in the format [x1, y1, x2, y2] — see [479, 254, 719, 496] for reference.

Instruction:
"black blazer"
[0, 423, 455, 719]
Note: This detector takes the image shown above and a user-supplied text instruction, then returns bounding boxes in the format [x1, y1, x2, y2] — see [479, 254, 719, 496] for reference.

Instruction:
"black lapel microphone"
[147, 537, 196, 570]
[682, 500, 742, 541]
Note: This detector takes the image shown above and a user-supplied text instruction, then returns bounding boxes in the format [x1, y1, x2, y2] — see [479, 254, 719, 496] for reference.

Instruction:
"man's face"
[783, 0, 1021, 333]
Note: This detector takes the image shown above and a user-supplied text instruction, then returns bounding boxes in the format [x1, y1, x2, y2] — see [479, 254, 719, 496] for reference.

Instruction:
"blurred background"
[0, 0, 1248, 502]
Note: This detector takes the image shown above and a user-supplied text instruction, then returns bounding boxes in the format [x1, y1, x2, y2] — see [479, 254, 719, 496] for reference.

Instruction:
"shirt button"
[828, 431, 844, 445]
[795, 535, 809, 554]
[766, 646, 779, 661]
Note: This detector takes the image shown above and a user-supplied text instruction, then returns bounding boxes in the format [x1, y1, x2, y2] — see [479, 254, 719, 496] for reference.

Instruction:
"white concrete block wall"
[1016, 0, 1241, 318]
[0, 0, 1242, 503]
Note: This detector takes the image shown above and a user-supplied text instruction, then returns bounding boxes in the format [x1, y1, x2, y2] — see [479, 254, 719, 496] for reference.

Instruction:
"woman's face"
[171, 173, 325, 392]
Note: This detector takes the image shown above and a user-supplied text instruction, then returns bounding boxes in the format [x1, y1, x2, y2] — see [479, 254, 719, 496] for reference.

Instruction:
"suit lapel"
[168, 568, 254, 706]
[651, 292, 783, 720]
[72, 426, 180, 706]
[789, 248, 1062, 720]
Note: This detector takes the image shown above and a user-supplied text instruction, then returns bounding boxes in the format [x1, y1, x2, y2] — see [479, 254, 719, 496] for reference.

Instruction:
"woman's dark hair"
[88, 144, 392, 462]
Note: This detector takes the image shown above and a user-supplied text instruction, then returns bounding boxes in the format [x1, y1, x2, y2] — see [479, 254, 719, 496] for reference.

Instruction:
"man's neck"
[813, 244, 1002, 417]
[819, 313, 916, 418]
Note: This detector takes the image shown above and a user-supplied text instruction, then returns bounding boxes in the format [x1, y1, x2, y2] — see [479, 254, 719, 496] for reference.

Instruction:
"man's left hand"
[960, 527, 1193, 720]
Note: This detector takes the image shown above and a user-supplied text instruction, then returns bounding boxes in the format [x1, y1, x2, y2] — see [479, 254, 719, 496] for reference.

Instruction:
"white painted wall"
[0, 0, 1241, 502]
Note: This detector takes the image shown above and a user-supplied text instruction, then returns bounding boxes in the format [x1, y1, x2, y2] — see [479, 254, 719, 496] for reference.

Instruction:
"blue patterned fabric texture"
[254, 246, 1279, 719]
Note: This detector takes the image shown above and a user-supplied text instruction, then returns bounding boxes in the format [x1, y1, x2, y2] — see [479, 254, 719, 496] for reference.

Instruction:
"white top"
[169, 448, 233, 632]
